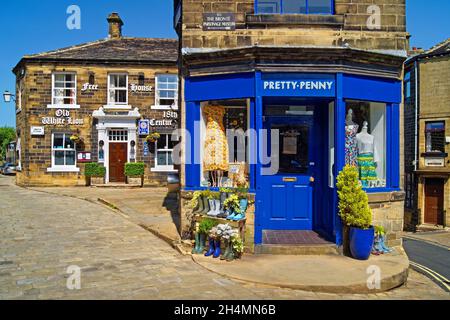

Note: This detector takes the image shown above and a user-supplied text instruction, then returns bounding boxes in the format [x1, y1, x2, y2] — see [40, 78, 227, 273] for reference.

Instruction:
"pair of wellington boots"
[193, 196, 210, 215]
[191, 232, 206, 254]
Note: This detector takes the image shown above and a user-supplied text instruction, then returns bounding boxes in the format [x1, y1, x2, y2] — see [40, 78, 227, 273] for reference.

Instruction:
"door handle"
[310, 176, 315, 183]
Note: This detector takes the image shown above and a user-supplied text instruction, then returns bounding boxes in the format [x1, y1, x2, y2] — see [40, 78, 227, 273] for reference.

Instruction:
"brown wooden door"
[109, 143, 127, 183]
[424, 179, 444, 225]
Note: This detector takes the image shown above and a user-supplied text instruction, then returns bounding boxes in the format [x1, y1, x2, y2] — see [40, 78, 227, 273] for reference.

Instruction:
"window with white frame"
[153, 134, 178, 171]
[51, 133, 77, 170]
[52, 73, 77, 105]
[155, 74, 178, 108]
[108, 74, 128, 105]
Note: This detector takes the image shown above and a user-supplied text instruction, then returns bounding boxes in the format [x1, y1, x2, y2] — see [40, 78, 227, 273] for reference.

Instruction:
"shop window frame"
[106, 73, 129, 109]
[255, 0, 335, 15]
[48, 133, 79, 173]
[151, 134, 178, 172]
[424, 121, 446, 155]
[153, 74, 179, 110]
[48, 72, 80, 109]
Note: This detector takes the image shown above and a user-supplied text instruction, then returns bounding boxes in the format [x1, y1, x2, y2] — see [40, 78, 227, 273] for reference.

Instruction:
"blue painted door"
[261, 113, 320, 230]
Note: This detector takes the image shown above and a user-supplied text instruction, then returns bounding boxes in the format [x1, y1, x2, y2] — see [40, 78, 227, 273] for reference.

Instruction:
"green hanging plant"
[231, 234, 244, 257]
[223, 194, 241, 214]
[198, 218, 219, 235]
[337, 165, 372, 230]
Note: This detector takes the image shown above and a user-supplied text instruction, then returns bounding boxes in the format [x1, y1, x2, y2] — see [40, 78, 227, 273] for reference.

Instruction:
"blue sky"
[0, 0, 449, 127]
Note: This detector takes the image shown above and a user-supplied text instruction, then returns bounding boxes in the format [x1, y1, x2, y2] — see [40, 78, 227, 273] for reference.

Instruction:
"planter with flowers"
[146, 132, 161, 144]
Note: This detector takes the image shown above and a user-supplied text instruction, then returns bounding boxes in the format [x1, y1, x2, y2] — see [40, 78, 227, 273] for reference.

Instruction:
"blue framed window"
[256, 0, 334, 14]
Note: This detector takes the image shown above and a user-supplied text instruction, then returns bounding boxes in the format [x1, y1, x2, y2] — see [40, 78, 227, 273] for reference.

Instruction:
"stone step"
[254, 244, 339, 256]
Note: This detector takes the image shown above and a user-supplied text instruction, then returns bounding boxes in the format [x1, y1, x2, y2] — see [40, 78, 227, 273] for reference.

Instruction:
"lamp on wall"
[3, 91, 15, 103]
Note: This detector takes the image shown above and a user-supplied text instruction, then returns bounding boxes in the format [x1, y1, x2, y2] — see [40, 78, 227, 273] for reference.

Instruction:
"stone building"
[175, 0, 409, 251]
[14, 13, 179, 187]
[404, 39, 450, 230]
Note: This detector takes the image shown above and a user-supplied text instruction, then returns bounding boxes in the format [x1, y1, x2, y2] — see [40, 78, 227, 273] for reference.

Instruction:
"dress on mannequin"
[356, 121, 379, 187]
[345, 109, 359, 167]
[203, 106, 229, 186]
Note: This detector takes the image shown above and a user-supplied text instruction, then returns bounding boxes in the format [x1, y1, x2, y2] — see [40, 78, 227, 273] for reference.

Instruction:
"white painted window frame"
[153, 74, 178, 110]
[151, 134, 178, 172]
[106, 73, 130, 109]
[48, 72, 80, 109]
[47, 132, 79, 173]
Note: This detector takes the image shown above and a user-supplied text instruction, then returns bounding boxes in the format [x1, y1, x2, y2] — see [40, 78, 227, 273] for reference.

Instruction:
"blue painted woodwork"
[255, 0, 335, 15]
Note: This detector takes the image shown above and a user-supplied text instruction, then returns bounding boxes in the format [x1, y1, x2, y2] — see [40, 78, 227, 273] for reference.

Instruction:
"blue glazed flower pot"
[349, 226, 374, 260]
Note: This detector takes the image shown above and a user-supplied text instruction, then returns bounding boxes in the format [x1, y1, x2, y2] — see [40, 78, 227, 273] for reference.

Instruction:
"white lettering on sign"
[263, 81, 334, 91]
[41, 109, 84, 126]
[130, 84, 153, 93]
[81, 83, 99, 91]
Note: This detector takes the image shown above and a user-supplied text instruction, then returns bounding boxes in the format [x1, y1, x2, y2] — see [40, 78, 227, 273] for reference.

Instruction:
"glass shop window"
[404, 71, 411, 101]
[200, 99, 249, 188]
[108, 74, 128, 105]
[53, 73, 77, 105]
[425, 122, 445, 153]
[345, 100, 387, 189]
[155, 74, 178, 108]
[256, 0, 333, 14]
[52, 133, 76, 168]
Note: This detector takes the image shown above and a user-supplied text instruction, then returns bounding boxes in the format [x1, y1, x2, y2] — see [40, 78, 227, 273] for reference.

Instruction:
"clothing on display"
[345, 109, 359, 167]
[203, 106, 229, 172]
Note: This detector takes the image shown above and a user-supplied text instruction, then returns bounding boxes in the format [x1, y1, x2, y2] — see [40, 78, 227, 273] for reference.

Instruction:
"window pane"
[160, 98, 176, 106]
[309, 0, 332, 14]
[54, 74, 65, 82]
[55, 151, 65, 165]
[116, 90, 127, 103]
[257, 0, 281, 13]
[283, 0, 306, 13]
[65, 151, 76, 166]
[157, 151, 170, 166]
[118, 75, 127, 87]
[53, 134, 64, 149]
[64, 135, 75, 149]
[426, 122, 445, 153]
[345, 101, 387, 189]
[157, 135, 169, 149]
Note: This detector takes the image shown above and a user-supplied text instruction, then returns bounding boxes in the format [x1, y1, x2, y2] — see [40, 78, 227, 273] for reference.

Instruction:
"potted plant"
[124, 162, 145, 187]
[146, 132, 161, 143]
[218, 224, 238, 262]
[84, 163, 106, 186]
[192, 218, 218, 255]
[337, 165, 374, 260]
[231, 233, 245, 259]
[70, 134, 82, 145]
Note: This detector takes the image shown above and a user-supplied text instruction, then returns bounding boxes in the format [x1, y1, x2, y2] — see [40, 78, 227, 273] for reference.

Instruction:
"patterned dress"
[203, 106, 229, 172]
[357, 153, 378, 188]
[345, 125, 359, 167]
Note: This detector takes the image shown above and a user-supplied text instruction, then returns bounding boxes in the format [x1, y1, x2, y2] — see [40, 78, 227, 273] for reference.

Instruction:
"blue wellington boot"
[213, 240, 222, 258]
[227, 210, 238, 220]
[232, 199, 248, 221]
[380, 235, 393, 253]
[204, 238, 215, 257]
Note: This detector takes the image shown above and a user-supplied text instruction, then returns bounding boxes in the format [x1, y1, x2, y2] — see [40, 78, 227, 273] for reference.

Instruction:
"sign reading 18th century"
[203, 13, 236, 31]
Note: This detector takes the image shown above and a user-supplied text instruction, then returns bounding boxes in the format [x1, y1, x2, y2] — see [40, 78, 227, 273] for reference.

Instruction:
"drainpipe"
[414, 60, 419, 172]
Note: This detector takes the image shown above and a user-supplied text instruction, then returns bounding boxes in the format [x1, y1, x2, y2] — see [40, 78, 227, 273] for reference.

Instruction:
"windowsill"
[103, 104, 132, 110]
[47, 104, 80, 109]
[47, 166, 80, 173]
[246, 13, 344, 27]
[151, 167, 178, 173]
[151, 105, 179, 110]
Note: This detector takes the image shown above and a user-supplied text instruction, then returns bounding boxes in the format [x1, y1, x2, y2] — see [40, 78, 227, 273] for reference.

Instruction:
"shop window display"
[345, 100, 386, 189]
[200, 100, 249, 188]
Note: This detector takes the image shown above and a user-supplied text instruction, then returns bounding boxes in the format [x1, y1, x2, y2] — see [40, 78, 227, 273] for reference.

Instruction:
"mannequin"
[203, 105, 229, 187]
[345, 109, 359, 167]
[356, 121, 379, 187]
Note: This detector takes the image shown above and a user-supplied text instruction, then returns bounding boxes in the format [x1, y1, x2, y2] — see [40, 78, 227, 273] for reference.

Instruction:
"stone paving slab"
[192, 249, 410, 294]
[1, 176, 449, 300]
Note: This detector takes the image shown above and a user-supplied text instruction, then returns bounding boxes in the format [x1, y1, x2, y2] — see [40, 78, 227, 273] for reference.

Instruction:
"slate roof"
[14, 37, 178, 71]
[426, 38, 450, 55]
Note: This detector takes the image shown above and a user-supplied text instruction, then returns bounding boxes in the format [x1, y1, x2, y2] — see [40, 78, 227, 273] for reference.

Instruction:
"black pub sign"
[203, 13, 236, 31]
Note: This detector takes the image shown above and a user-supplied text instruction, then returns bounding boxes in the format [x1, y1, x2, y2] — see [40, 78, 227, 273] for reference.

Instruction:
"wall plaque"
[203, 13, 236, 31]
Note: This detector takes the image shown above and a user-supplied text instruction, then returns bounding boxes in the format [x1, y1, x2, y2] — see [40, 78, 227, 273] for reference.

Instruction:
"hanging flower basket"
[70, 134, 82, 144]
[146, 132, 161, 143]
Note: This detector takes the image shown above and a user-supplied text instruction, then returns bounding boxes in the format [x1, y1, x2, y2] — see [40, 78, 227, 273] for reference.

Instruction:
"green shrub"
[337, 165, 372, 230]
[198, 218, 219, 235]
[125, 162, 145, 177]
[84, 163, 106, 177]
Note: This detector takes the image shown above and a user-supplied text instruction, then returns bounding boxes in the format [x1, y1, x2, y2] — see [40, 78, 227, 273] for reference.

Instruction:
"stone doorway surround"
[93, 107, 141, 184]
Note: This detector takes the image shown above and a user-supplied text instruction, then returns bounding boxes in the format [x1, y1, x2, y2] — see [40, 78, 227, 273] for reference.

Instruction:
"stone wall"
[180, 0, 409, 51]
[16, 62, 178, 187]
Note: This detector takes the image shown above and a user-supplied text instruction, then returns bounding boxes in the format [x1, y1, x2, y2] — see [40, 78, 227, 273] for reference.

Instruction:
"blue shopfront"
[183, 71, 401, 246]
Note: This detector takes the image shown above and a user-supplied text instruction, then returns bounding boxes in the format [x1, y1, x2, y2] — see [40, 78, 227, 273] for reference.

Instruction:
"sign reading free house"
[262, 74, 336, 97]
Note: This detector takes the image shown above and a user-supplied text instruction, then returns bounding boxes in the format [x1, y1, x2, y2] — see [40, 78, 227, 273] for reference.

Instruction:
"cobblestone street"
[0, 176, 448, 300]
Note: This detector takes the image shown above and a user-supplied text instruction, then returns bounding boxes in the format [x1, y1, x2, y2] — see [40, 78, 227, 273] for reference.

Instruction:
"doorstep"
[192, 248, 409, 294]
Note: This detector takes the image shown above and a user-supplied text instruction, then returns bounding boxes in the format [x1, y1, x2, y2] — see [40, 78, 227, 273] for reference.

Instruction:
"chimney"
[107, 13, 123, 39]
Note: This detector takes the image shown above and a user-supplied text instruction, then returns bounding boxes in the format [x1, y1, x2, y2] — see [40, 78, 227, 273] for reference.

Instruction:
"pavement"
[29, 184, 181, 246]
[1, 175, 449, 299]
[403, 231, 450, 248]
